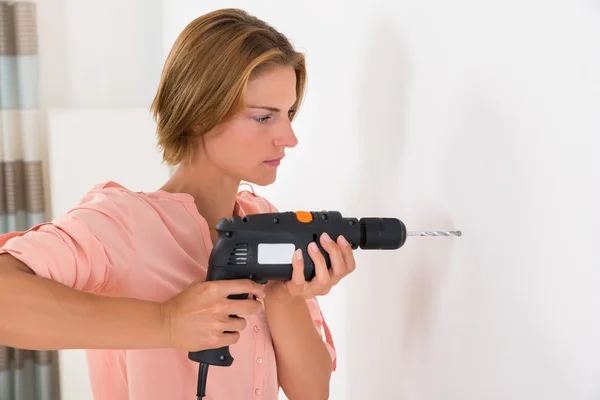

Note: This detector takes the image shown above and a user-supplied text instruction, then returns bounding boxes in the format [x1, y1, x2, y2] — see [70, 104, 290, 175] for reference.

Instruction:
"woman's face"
[197, 64, 299, 186]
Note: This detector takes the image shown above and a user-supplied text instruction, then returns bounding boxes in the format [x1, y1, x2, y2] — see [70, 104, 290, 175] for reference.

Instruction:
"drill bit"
[408, 230, 462, 237]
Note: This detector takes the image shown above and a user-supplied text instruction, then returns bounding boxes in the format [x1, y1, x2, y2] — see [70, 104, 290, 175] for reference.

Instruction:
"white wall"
[42, 0, 600, 399]
[37, 0, 163, 109]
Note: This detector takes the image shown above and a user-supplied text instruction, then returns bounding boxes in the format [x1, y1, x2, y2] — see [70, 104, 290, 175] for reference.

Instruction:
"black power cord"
[196, 362, 209, 399]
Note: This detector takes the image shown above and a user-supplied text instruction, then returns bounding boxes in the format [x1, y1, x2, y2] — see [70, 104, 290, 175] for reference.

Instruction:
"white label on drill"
[257, 243, 296, 264]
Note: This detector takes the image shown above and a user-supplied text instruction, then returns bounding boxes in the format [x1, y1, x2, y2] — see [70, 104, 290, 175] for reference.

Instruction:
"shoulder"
[68, 181, 133, 209]
[78, 181, 138, 203]
[74, 181, 154, 211]
[236, 184, 279, 214]
[64, 181, 157, 226]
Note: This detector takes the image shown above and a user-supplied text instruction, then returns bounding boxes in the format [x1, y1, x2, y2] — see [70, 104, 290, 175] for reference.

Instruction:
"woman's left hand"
[266, 232, 356, 300]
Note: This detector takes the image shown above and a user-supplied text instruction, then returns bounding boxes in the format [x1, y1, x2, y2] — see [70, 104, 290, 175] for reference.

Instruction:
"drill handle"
[188, 344, 234, 367]
[187, 293, 248, 366]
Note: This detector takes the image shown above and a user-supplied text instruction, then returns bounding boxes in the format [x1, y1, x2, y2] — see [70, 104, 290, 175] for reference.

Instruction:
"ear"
[190, 124, 202, 134]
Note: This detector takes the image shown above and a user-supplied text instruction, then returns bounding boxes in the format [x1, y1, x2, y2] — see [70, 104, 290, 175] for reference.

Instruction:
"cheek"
[229, 122, 269, 149]
[205, 125, 266, 164]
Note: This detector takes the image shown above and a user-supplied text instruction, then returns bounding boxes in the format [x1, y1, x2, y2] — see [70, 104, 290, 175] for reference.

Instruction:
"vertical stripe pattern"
[0, 2, 58, 399]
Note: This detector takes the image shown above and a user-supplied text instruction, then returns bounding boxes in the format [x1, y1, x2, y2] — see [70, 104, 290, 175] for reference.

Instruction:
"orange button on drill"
[295, 211, 313, 223]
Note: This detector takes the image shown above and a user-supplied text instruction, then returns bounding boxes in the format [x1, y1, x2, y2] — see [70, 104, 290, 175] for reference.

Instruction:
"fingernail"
[295, 249, 303, 260]
[338, 236, 349, 246]
[309, 242, 319, 252]
[322, 232, 331, 242]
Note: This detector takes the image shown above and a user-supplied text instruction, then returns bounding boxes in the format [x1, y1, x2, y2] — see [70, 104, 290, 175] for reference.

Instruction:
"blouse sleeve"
[305, 297, 337, 370]
[0, 183, 135, 293]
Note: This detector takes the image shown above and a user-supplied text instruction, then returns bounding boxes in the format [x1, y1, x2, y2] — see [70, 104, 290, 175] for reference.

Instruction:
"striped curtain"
[0, 2, 59, 400]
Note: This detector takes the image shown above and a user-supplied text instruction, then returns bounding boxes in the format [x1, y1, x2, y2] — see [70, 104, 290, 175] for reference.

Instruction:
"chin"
[242, 173, 277, 187]
[246, 177, 276, 187]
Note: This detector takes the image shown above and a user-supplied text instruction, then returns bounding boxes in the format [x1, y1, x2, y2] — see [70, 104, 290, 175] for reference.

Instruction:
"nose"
[273, 121, 298, 148]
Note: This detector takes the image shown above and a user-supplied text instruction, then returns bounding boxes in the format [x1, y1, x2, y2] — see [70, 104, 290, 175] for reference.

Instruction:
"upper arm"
[0, 187, 135, 293]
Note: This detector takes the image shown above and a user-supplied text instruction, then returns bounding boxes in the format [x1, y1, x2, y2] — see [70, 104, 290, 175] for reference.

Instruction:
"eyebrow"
[247, 105, 294, 113]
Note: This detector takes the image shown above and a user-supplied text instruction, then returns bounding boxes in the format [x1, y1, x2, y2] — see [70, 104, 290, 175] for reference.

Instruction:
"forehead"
[245, 65, 297, 106]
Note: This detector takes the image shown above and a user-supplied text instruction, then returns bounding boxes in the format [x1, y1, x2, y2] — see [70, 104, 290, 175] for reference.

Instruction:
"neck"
[160, 161, 240, 240]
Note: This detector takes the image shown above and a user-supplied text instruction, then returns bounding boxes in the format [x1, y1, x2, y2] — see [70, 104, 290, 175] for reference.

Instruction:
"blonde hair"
[150, 8, 307, 165]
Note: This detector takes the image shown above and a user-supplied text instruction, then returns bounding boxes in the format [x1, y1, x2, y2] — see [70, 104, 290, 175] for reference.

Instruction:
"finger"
[220, 315, 248, 333]
[337, 235, 356, 273]
[213, 279, 266, 299]
[219, 331, 241, 347]
[291, 249, 306, 283]
[287, 248, 307, 296]
[307, 241, 330, 293]
[223, 298, 263, 316]
[320, 232, 346, 282]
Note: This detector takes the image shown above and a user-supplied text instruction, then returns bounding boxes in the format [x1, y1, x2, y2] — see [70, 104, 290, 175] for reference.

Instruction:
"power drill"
[188, 210, 461, 399]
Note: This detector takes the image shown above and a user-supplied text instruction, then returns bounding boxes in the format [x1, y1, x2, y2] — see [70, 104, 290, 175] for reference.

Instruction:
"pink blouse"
[0, 181, 335, 400]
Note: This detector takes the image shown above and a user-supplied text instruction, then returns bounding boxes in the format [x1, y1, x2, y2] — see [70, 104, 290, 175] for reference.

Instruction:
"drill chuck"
[359, 217, 407, 250]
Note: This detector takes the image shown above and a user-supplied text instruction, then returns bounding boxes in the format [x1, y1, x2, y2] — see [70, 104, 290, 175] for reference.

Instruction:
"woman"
[0, 8, 354, 400]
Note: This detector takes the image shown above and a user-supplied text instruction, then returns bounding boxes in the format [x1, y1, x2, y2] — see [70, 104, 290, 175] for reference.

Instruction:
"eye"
[254, 116, 271, 123]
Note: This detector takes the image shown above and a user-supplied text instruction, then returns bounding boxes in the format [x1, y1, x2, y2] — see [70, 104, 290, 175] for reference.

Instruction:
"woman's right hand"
[160, 279, 266, 352]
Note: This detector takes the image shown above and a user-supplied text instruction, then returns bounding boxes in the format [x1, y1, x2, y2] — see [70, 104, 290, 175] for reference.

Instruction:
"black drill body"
[188, 210, 407, 398]
[206, 210, 406, 284]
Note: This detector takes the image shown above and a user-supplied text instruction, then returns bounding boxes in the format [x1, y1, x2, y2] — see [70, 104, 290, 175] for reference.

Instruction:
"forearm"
[0, 255, 167, 351]
[264, 291, 332, 400]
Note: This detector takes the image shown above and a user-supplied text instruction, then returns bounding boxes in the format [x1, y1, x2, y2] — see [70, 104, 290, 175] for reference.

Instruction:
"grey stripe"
[0, 2, 37, 56]
[0, 212, 28, 233]
[28, 211, 46, 227]
[0, 161, 45, 214]
[1, 161, 26, 214]
[14, 356, 33, 400]
[12, 2, 37, 55]
[33, 351, 51, 366]
[0, 348, 58, 399]
[36, 364, 54, 400]
[0, 346, 10, 372]
[24, 161, 45, 213]
[0, 369, 11, 400]
[0, 162, 4, 214]
[0, 2, 15, 56]
[13, 349, 31, 370]
[0, 212, 47, 233]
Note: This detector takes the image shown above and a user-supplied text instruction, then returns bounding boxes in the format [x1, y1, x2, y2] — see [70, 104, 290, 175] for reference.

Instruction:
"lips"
[264, 157, 283, 167]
